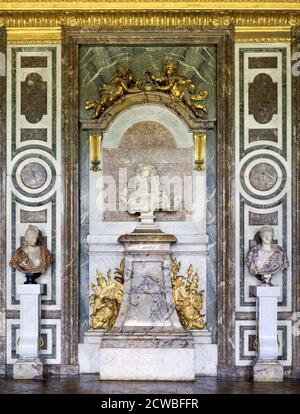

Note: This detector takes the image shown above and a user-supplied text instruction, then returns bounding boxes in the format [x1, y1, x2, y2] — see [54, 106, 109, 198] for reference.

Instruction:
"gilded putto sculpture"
[85, 64, 142, 118]
[145, 60, 208, 116]
[171, 258, 205, 330]
[85, 60, 208, 119]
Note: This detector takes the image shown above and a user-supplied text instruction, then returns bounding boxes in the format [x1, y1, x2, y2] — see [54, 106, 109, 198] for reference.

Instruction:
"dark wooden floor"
[0, 375, 300, 394]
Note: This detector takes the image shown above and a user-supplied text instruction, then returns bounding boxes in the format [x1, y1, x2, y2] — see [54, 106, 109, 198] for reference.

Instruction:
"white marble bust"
[246, 225, 289, 286]
[9, 225, 52, 278]
[125, 161, 181, 215]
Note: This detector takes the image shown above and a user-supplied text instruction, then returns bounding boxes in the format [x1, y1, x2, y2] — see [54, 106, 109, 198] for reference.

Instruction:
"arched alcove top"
[102, 104, 194, 148]
[80, 91, 216, 133]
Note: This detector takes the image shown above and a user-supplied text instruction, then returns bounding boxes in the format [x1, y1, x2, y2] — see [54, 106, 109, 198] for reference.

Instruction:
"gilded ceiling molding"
[0, 11, 300, 28]
[235, 26, 292, 42]
[0, 1, 300, 11]
[6, 27, 61, 44]
[1, 2, 299, 44]
[6, 26, 291, 44]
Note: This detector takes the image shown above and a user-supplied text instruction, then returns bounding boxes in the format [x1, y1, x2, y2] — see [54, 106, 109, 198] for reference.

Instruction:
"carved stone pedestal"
[13, 284, 44, 380]
[253, 286, 283, 382]
[99, 231, 195, 381]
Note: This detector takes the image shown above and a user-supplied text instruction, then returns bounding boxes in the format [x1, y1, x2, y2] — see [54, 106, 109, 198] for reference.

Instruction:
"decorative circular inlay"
[20, 162, 48, 189]
[249, 162, 278, 192]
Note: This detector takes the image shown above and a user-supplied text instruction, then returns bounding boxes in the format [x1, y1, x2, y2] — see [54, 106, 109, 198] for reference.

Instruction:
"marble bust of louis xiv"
[246, 224, 289, 286]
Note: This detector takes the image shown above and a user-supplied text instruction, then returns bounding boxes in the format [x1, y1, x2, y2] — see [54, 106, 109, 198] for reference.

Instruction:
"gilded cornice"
[1, 1, 299, 43]
[0, 1, 300, 11]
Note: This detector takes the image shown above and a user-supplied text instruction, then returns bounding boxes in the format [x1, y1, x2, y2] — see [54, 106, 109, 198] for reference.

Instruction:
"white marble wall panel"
[6, 45, 62, 365]
[235, 44, 292, 367]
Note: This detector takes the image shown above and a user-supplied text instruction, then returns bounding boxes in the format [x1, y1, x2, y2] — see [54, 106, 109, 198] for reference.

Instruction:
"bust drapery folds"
[246, 225, 289, 286]
[9, 225, 52, 275]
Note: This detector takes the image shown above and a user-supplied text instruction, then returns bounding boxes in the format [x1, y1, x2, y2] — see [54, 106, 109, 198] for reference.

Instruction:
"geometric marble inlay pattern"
[248, 162, 278, 192]
[235, 320, 292, 367]
[235, 44, 292, 367]
[20, 162, 48, 189]
[6, 319, 61, 365]
[6, 45, 62, 366]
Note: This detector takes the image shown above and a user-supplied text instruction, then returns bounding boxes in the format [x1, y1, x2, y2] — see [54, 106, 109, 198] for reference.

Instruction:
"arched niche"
[81, 91, 215, 225]
[102, 103, 193, 149]
[101, 104, 194, 222]
[82, 91, 215, 134]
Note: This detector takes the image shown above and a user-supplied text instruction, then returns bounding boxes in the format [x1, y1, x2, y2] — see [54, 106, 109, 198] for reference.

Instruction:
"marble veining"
[78, 44, 217, 346]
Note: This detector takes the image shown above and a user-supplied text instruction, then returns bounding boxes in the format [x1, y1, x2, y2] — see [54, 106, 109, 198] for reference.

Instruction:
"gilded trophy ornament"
[90, 259, 125, 330]
[85, 60, 208, 119]
[171, 258, 205, 330]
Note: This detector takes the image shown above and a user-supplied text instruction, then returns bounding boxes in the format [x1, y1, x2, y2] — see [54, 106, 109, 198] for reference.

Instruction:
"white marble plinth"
[253, 360, 283, 382]
[78, 330, 105, 374]
[13, 358, 43, 380]
[13, 284, 44, 380]
[253, 285, 282, 382]
[256, 286, 280, 360]
[80, 329, 216, 376]
[192, 330, 217, 376]
[100, 347, 194, 381]
[100, 328, 194, 380]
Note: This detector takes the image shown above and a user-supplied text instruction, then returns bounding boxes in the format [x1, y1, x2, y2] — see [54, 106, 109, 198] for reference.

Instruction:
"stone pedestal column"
[253, 285, 283, 382]
[99, 231, 195, 381]
[13, 284, 44, 380]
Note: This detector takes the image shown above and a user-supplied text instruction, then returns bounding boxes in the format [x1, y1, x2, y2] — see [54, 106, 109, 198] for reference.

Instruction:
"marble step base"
[13, 358, 44, 380]
[100, 347, 195, 381]
[79, 328, 217, 376]
[99, 330, 195, 381]
[253, 360, 283, 382]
